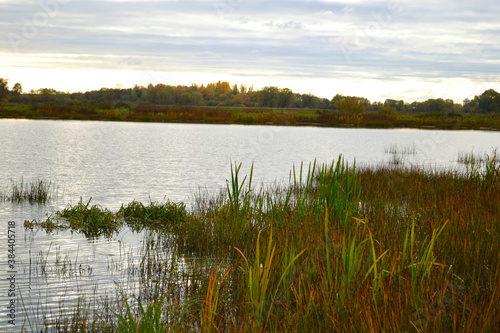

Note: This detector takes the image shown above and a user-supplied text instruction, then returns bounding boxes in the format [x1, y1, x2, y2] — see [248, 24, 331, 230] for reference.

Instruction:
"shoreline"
[1, 104, 499, 131]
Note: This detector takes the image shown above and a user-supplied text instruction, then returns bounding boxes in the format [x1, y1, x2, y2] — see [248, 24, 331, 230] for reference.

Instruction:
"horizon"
[1, 1, 499, 104]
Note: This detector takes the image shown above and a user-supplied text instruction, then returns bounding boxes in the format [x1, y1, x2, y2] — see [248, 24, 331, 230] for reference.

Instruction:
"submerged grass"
[23, 155, 500, 332]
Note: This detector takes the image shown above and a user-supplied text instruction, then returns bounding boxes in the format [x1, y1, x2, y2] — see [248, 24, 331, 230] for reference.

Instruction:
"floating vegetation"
[118, 200, 188, 232]
[1, 178, 55, 204]
[25, 198, 120, 238]
[26, 198, 189, 239]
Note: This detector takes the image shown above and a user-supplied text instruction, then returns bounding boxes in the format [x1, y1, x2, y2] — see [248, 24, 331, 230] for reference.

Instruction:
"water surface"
[0, 119, 498, 330]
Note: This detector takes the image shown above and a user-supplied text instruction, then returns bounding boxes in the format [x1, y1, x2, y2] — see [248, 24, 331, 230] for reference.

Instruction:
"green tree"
[330, 94, 345, 109]
[277, 88, 294, 107]
[259, 86, 279, 107]
[384, 99, 405, 111]
[0, 78, 9, 99]
[463, 98, 478, 113]
[12, 82, 23, 95]
[477, 89, 500, 113]
[302, 93, 320, 108]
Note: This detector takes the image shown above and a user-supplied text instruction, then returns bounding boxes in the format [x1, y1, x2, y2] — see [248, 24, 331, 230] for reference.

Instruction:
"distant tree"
[179, 92, 194, 105]
[335, 96, 366, 114]
[417, 98, 451, 113]
[330, 94, 345, 109]
[371, 101, 383, 111]
[452, 103, 464, 113]
[319, 98, 331, 109]
[37, 88, 58, 102]
[384, 99, 405, 111]
[463, 98, 478, 113]
[231, 84, 238, 95]
[259, 86, 279, 107]
[0, 78, 9, 99]
[132, 84, 146, 101]
[207, 81, 231, 95]
[332, 94, 368, 113]
[357, 97, 371, 109]
[12, 82, 23, 95]
[477, 89, 500, 113]
[302, 93, 319, 108]
[276, 88, 294, 107]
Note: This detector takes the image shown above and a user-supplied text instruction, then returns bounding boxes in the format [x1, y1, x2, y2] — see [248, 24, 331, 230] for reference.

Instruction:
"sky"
[1, 0, 499, 103]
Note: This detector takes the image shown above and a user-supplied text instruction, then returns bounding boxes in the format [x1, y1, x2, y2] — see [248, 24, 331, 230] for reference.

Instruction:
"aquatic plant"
[57, 198, 120, 238]
[119, 200, 188, 232]
[1, 178, 55, 204]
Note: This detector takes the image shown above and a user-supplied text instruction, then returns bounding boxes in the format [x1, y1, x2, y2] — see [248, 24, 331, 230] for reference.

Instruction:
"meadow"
[1, 102, 500, 130]
[20, 152, 500, 332]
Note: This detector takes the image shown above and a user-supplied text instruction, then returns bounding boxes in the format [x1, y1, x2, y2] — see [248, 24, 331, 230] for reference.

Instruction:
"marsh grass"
[23, 156, 500, 332]
[384, 144, 418, 166]
[57, 198, 120, 238]
[1, 178, 55, 204]
[4, 103, 500, 130]
[119, 200, 188, 232]
[457, 149, 500, 184]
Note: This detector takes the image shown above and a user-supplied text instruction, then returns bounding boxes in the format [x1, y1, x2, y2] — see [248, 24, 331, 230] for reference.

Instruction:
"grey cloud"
[1, 0, 499, 94]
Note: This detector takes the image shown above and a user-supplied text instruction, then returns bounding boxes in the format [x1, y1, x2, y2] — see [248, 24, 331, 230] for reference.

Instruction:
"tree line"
[1, 78, 499, 114]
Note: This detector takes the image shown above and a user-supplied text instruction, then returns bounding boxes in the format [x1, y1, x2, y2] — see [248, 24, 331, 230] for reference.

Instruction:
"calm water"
[0, 119, 498, 330]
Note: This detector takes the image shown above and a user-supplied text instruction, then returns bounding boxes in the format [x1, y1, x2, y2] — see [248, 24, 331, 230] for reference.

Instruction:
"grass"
[19, 155, 500, 332]
[457, 149, 500, 183]
[2, 102, 500, 130]
[25, 198, 189, 238]
[119, 200, 188, 232]
[1, 178, 55, 204]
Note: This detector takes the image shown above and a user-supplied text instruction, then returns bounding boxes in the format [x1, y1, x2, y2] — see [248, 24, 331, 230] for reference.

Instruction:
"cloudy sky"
[1, 0, 499, 102]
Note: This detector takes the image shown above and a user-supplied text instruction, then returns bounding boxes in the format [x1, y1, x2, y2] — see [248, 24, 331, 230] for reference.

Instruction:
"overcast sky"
[1, 0, 499, 102]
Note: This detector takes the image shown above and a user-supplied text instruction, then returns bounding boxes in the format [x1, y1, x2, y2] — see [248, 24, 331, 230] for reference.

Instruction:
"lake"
[0, 119, 498, 330]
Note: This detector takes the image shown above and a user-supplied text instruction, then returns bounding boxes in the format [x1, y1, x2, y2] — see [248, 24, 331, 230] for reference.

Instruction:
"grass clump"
[1, 178, 54, 204]
[118, 200, 188, 232]
[57, 198, 120, 238]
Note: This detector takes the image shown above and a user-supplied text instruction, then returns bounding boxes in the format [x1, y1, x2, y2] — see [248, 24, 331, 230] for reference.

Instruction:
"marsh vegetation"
[0, 178, 55, 204]
[18, 152, 500, 332]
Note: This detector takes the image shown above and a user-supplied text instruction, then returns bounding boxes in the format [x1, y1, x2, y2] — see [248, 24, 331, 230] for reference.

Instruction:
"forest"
[1, 77, 499, 114]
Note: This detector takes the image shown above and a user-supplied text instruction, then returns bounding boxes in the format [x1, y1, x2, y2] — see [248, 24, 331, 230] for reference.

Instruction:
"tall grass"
[23, 156, 500, 332]
[1, 178, 55, 204]
[458, 148, 500, 184]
